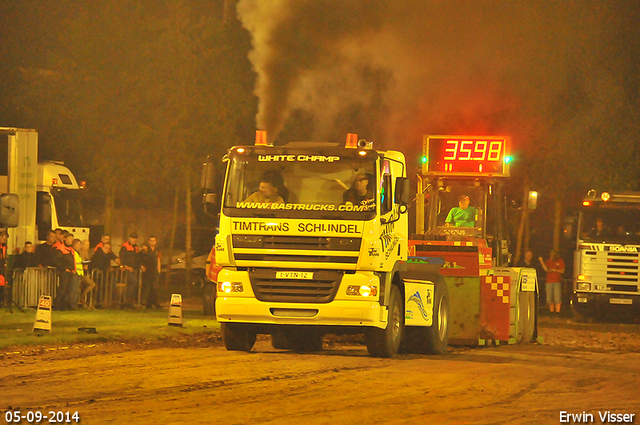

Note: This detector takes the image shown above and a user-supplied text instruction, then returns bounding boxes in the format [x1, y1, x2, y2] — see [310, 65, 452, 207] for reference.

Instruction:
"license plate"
[276, 271, 313, 280]
[610, 298, 632, 305]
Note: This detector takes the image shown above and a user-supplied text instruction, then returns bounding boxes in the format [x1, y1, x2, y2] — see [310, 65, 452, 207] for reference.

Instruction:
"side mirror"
[0, 193, 19, 228]
[201, 156, 216, 192]
[394, 177, 410, 206]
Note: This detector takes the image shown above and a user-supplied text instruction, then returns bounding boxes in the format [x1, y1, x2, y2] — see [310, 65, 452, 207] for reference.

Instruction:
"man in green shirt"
[445, 195, 477, 227]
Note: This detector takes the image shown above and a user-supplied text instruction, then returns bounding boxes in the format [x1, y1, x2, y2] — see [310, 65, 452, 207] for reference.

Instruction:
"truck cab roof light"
[255, 130, 268, 146]
[52, 178, 58, 186]
[345, 133, 358, 148]
[601, 192, 611, 202]
[79, 181, 86, 189]
[583, 201, 591, 206]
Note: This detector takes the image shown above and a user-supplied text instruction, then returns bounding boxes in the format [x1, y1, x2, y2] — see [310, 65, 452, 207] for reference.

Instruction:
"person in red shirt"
[539, 249, 566, 314]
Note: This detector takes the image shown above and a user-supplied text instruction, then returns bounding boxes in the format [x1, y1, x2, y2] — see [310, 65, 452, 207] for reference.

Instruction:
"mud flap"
[404, 279, 435, 327]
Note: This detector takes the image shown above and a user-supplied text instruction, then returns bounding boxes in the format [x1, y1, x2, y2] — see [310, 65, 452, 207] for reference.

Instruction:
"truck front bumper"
[573, 291, 640, 310]
[216, 297, 385, 328]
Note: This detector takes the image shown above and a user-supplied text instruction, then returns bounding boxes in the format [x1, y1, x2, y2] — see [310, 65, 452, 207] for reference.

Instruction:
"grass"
[0, 305, 220, 350]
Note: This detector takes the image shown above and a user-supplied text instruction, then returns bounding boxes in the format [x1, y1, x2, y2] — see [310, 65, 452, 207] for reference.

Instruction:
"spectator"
[14, 242, 38, 269]
[0, 231, 7, 307]
[90, 242, 118, 308]
[539, 249, 566, 315]
[36, 230, 57, 268]
[66, 238, 85, 310]
[141, 236, 161, 309]
[517, 249, 544, 273]
[76, 239, 96, 307]
[53, 232, 75, 310]
[119, 232, 143, 307]
[94, 234, 111, 253]
[54, 228, 66, 244]
[91, 242, 118, 272]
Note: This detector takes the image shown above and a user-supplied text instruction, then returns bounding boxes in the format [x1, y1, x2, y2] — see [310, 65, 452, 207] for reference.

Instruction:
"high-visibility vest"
[73, 249, 84, 276]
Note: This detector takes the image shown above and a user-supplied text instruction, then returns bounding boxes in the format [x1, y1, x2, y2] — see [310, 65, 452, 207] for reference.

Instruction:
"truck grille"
[248, 269, 343, 303]
[232, 235, 361, 267]
[581, 251, 640, 290]
[233, 235, 361, 250]
[607, 284, 638, 292]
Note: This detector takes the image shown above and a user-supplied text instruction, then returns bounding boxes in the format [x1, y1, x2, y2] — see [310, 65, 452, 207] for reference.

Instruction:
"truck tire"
[423, 281, 449, 354]
[405, 281, 449, 355]
[366, 285, 404, 358]
[222, 323, 256, 352]
[517, 290, 536, 344]
[203, 281, 216, 317]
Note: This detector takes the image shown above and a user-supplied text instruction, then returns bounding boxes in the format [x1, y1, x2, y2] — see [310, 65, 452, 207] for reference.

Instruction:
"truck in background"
[0, 127, 89, 255]
[572, 190, 640, 320]
[203, 131, 538, 356]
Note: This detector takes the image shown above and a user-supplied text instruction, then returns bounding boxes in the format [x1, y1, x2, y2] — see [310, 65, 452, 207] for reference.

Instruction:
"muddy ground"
[2, 316, 640, 425]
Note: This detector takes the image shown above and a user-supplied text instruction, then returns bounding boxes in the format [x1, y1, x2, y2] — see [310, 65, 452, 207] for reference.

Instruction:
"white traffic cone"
[168, 293, 183, 327]
[33, 295, 52, 332]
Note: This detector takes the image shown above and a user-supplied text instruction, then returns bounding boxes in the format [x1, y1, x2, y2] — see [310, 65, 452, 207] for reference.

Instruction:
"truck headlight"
[346, 285, 378, 297]
[218, 281, 244, 293]
[577, 282, 591, 291]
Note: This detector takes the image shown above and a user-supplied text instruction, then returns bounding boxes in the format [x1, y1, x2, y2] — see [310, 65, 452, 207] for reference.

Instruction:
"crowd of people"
[5, 229, 162, 311]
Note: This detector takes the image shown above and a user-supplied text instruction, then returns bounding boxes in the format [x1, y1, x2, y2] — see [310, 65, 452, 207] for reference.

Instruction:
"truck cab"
[1, 128, 88, 254]
[572, 190, 640, 320]
[36, 161, 89, 242]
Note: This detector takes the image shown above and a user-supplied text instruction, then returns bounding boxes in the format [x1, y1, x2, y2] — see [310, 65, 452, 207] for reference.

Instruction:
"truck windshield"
[51, 188, 86, 227]
[579, 205, 640, 245]
[223, 148, 377, 219]
[427, 179, 486, 238]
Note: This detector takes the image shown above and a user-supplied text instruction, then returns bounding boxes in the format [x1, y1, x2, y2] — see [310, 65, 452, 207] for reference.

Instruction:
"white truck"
[0, 128, 89, 254]
[572, 190, 640, 320]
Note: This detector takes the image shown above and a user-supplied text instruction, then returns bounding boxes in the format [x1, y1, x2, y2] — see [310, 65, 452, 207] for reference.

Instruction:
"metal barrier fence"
[88, 269, 142, 308]
[11, 267, 142, 309]
[12, 267, 58, 309]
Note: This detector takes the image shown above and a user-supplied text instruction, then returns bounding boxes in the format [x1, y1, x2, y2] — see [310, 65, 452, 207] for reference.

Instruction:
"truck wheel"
[366, 285, 404, 358]
[517, 290, 536, 344]
[290, 329, 323, 352]
[222, 323, 256, 352]
[203, 281, 216, 317]
[423, 281, 450, 354]
[406, 281, 449, 355]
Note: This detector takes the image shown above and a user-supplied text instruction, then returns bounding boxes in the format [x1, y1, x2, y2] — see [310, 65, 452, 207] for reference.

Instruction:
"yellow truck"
[203, 132, 538, 356]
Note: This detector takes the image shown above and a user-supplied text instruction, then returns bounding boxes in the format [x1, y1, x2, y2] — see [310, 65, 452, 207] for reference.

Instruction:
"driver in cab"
[343, 173, 374, 208]
[445, 195, 477, 227]
[243, 176, 284, 204]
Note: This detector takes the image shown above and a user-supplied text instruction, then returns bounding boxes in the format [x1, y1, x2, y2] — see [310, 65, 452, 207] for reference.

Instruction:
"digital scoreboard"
[423, 135, 510, 177]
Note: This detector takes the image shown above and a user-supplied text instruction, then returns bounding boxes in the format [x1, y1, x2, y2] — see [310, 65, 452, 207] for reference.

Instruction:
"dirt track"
[2, 317, 640, 425]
